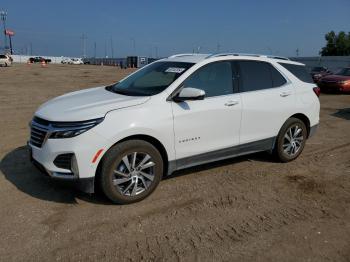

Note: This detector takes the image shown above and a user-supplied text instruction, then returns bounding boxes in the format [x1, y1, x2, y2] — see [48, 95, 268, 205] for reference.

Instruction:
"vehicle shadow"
[332, 108, 350, 120]
[0, 146, 112, 205]
[165, 151, 274, 180]
[0, 146, 274, 204]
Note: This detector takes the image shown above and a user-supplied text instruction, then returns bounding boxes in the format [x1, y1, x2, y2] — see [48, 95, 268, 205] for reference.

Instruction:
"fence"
[290, 56, 350, 72]
[11, 55, 79, 64]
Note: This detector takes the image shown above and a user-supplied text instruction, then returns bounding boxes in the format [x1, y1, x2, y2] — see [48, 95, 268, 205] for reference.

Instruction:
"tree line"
[320, 31, 350, 56]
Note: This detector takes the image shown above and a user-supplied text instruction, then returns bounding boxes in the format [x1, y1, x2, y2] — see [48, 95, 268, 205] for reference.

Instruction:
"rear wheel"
[274, 118, 307, 162]
[100, 140, 163, 204]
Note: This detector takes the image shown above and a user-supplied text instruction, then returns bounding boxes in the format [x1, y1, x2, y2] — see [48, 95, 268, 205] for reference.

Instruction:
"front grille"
[30, 117, 49, 148]
[53, 153, 73, 170]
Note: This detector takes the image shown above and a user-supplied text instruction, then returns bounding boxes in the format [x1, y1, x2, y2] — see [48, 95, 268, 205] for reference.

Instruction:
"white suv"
[29, 53, 320, 204]
[0, 54, 12, 67]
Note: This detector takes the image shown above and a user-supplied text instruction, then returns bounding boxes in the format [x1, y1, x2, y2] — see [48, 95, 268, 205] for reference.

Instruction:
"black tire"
[100, 140, 163, 204]
[274, 117, 307, 162]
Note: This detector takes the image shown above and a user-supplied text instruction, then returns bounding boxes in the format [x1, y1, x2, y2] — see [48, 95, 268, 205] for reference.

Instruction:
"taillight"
[313, 87, 321, 97]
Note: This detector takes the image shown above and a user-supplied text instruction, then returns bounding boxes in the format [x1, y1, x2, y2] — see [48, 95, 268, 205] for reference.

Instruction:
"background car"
[28, 56, 52, 63]
[0, 54, 12, 67]
[310, 66, 332, 83]
[69, 58, 84, 65]
[318, 67, 350, 93]
[61, 58, 72, 64]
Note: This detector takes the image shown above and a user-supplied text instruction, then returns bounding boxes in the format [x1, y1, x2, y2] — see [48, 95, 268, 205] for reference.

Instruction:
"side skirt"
[167, 137, 276, 175]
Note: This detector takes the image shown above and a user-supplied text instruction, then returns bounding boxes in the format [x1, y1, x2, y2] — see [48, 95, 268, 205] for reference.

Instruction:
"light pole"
[130, 37, 136, 54]
[0, 10, 8, 53]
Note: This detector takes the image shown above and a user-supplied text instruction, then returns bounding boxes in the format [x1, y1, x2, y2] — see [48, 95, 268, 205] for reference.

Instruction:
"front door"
[171, 61, 242, 167]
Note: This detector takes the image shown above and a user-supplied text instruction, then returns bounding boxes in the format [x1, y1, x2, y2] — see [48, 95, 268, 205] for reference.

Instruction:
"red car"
[318, 67, 350, 93]
[310, 66, 332, 83]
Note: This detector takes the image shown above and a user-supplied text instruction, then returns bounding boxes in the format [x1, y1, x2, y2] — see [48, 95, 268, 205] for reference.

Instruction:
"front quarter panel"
[92, 97, 175, 163]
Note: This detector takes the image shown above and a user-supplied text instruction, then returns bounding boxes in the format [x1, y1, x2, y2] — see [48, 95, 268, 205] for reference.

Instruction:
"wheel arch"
[95, 134, 169, 187]
[289, 113, 311, 137]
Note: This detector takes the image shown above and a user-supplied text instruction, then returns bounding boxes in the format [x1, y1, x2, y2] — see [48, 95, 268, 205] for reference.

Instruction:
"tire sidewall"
[101, 140, 163, 204]
[276, 118, 307, 162]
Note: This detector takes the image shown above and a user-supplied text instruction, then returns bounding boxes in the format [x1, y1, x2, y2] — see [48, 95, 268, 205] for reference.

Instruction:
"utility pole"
[0, 11, 8, 53]
[94, 42, 97, 58]
[110, 37, 114, 58]
[104, 41, 107, 58]
[296, 48, 299, 57]
[30, 42, 33, 55]
[80, 33, 87, 58]
[154, 45, 158, 58]
[216, 43, 221, 53]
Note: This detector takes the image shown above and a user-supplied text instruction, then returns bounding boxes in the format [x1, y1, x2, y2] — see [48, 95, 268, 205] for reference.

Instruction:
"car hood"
[35, 86, 150, 121]
[321, 75, 350, 81]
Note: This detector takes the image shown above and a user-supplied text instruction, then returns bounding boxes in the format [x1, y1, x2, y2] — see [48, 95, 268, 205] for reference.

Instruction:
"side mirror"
[173, 87, 205, 102]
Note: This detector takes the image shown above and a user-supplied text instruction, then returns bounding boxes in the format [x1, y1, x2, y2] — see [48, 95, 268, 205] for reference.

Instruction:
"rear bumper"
[30, 147, 95, 193]
[309, 124, 318, 138]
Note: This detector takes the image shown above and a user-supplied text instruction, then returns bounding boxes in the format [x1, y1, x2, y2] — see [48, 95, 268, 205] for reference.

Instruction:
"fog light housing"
[71, 154, 79, 177]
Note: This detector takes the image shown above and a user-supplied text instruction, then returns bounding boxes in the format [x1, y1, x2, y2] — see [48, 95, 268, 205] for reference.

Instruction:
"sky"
[0, 0, 349, 58]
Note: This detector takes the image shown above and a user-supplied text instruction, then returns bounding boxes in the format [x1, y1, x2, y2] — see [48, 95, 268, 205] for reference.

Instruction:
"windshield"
[108, 61, 194, 96]
[335, 68, 350, 76]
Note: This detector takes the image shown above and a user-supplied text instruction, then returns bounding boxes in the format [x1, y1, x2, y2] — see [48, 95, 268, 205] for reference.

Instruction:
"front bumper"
[28, 129, 108, 193]
[30, 152, 95, 193]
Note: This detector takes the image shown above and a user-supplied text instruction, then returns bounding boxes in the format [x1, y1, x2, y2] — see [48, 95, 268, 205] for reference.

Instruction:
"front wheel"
[100, 140, 163, 204]
[274, 118, 307, 162]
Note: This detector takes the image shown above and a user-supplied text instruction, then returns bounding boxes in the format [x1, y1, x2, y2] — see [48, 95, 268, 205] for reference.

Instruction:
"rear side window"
[270, 66, 287, 87]
[183, 61, 233, 97]
[278, 63, 313, 83]
[238, 61, 272, 92]
[237, 61, 286, 92]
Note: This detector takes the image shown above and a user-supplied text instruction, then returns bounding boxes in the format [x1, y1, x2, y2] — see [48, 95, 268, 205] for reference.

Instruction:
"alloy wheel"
[283, 124, 304, 156]
[113, 152, 155, 196]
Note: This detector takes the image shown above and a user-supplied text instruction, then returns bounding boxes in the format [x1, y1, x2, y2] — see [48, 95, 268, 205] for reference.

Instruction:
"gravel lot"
[1, 63, 350, 261]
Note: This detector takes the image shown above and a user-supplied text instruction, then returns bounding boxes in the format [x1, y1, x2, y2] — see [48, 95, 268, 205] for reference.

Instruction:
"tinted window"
[183, 61, 233, 97]
[270, 66, 287, 87]
[335, 68, 350, 76]
[0, 55, 6, 58]
[278, 63, 313, 83]
[238, 61, 272, 92]
[110, 62, 194, 96]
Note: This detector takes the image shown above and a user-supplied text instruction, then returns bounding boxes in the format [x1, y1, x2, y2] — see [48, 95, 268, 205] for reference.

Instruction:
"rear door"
[236, 60, 295, 145]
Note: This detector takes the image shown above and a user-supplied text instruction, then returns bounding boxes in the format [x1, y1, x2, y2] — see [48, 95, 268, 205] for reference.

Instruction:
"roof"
[164, 53, 304, 65]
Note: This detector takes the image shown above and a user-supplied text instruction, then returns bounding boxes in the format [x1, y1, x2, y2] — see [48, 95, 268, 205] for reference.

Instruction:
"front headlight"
[338, 80, 349, 85]
[49, 117, 104, 139]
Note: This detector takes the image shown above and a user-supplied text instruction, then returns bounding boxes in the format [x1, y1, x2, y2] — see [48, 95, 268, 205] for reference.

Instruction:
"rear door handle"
[280, 91, 292, 97]
[225, 100, 239, 106]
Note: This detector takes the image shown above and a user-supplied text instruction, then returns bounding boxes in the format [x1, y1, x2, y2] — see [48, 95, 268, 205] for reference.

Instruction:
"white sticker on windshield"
[165, 67, 186, 73]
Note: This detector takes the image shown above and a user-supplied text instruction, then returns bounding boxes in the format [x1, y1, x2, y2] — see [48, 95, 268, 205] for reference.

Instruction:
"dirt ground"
[0, 63, 349, 262]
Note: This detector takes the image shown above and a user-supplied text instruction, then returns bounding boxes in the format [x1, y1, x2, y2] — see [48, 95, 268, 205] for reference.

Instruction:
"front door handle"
[280, 91, 292, 97]
[225, 100, 239, 106]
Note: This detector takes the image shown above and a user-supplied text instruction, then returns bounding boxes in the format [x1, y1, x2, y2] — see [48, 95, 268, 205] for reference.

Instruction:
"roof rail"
[207, 53, 290, 61]
[265, 55, 290, 61]
[168, 53, 207, 58]
[207, 53, 261, 58]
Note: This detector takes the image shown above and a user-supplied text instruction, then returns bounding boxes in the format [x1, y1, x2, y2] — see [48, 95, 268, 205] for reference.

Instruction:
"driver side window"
[183, 61, 234, 97]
